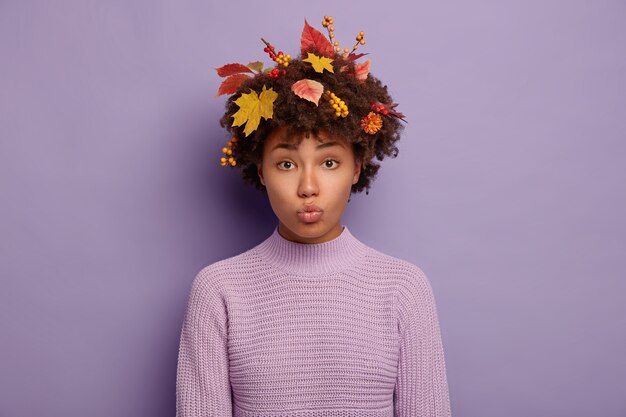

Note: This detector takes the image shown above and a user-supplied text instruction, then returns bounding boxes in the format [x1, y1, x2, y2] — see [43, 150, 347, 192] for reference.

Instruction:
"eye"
[277, 161, 294, 170]
[323, 159, 339, 169]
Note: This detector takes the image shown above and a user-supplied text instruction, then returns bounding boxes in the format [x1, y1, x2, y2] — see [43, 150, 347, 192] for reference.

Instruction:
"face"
[257, 127, 361, 244]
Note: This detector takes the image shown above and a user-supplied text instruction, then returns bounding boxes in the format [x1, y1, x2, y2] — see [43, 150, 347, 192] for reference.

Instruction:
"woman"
[176, 15, 452, 416]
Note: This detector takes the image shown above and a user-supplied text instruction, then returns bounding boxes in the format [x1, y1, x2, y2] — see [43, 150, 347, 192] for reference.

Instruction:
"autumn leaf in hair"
[215, 62, 264, 96]
[291, 79, 324, 105]
[371, 100, 407, 122]
[354, 59, 371, 81]
[303, 53, 334, 73]
[345, 52, 367, 62]
[341, 59, 371, 81]
[232, 85, 278, 136]
[301, 19, 335, 58]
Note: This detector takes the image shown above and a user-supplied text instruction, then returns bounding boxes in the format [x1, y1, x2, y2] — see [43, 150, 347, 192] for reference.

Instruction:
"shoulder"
[182, 249, 257, 321]
[190, 245, 256, 287]
[358, 242, 437, 316]
[359, 242, 433, 291]
[188, 238, 270, 295]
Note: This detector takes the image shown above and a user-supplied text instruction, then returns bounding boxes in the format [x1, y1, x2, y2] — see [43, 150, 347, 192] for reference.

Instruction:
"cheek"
[264, 173, 294, 205]
[324, 172, 354, 201]
[265, 187, 289, 220]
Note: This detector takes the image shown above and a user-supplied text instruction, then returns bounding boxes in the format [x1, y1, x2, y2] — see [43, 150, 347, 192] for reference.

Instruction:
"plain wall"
[1, 1, 625, 416]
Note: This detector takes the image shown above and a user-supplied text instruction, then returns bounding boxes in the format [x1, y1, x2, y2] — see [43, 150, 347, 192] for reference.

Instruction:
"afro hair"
[217, 21, 405, 194]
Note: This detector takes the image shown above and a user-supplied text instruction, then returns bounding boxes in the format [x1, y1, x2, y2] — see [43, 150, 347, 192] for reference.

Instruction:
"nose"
[297, 166, 319, 198]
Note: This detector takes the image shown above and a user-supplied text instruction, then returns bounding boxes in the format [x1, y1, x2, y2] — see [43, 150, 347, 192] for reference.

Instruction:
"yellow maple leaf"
[231, 85, 278, 136]
[303, 52, 334, 74]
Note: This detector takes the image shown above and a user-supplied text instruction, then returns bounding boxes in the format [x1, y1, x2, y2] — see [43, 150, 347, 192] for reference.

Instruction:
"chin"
[281, 219, 340, 243]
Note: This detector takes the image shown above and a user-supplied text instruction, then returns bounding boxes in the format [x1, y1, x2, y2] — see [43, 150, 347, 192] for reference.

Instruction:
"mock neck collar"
[254, 225, 367, 275]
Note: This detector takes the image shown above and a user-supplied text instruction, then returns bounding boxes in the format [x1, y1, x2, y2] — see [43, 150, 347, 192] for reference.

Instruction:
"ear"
[257, 163, 265, 186]
[352, 159, 362, 185]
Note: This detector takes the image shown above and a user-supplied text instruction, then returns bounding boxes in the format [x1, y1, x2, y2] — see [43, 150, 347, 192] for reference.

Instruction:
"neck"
[255, 225, 367, 275]
[277, 222, 344, 244]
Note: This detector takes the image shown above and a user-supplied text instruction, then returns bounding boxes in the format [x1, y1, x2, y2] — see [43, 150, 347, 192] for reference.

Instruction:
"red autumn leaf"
[216, 73, 251, 96]
[291, 79, 324, 106]
[346, 52, 368, 62]
[355, 59, 371, 81]
[300, 19, 335, 58]
[385, 103, 407, 122]
[216, 63, 254, 78]
[389, 109, 407, 121]
[386, 102, 406, 120]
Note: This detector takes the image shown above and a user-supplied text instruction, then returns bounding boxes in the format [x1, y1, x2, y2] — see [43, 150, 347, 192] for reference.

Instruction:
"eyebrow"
[270, 141, 342, 152]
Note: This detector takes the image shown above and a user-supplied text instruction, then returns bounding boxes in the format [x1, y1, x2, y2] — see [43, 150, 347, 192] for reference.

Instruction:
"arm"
[176, 267, 232, 416]
[394, 266, 452, 416]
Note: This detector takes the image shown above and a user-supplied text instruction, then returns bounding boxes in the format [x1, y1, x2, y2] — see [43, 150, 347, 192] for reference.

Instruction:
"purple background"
[1, 1, 625, 416]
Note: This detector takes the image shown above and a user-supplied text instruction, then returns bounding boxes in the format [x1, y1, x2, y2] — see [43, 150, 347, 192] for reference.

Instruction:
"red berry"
[263, 47, 269, 52]
[383, 110, 389, 115]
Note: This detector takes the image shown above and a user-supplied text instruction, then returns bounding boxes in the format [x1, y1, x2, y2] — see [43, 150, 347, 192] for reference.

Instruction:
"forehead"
[264, 127, 351, 150]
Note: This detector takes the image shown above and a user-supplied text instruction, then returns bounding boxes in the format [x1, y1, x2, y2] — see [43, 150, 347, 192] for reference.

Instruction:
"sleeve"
[176, 267, 233, 416]
[393, 266, 452, 417]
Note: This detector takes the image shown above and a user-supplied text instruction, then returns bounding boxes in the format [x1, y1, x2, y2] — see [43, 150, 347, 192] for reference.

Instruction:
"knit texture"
[176, 226, 452, 417]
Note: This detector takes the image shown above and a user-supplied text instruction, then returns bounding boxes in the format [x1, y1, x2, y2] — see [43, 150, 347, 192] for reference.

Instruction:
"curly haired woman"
[176, 15, 452, 417]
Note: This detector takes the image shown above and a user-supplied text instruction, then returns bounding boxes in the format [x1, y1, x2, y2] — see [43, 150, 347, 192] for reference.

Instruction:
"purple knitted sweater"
[176, 226, 452, 416]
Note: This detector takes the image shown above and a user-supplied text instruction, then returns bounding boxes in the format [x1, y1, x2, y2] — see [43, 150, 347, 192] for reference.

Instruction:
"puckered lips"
[297, 204, 323, 223]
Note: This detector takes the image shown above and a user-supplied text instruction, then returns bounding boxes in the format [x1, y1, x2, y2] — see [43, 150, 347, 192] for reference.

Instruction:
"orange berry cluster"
[322, 15, 365, 58]
[344, 31, 366, 57]
[262, 39, 290, 68]
[327, 91, 349, 117]
[275, 52, 291, 67]
[322, 15, 334, 27]
[354, 31, 366, 49]
[322, 15, 336, 40]
[220, 137, 238, 167]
